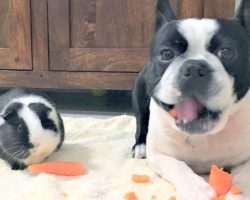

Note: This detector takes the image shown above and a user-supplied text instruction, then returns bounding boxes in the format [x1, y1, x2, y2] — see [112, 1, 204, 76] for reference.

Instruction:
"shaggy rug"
[0, 115, 175, 200]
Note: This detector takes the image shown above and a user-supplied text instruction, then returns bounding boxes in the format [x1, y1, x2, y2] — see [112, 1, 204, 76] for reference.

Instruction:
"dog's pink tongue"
[175, 97, 200, 122]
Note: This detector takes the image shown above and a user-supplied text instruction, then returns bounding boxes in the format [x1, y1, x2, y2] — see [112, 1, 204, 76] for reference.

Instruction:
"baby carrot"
[169, 108, 177, 118]
[28, 161, 85, 176]
[209, 165, 233, 196]
[212, 195, 226, 200]
[124, 192, 139, 200]
[131, 174, 151, 183]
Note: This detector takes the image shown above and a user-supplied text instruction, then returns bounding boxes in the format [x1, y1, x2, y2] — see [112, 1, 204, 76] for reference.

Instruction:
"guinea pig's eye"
[17, 124, 23, 132]
[217, 48, 234, 59]
[160, 49, 175, 62]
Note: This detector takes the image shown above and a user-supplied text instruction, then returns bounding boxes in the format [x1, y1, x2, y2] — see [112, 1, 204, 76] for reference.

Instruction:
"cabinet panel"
[204, 0, 235, 19]
[0, 0, 32, 70]
[178, 0, 203, 18]
[48, 0, 154, 72]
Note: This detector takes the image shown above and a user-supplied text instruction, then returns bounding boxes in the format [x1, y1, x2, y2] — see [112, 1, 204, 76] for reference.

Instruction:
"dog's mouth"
[155, 97, 220, 134]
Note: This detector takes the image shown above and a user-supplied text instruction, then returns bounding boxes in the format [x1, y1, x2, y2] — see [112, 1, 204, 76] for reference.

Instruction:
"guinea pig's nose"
[26, 142, 34, 149]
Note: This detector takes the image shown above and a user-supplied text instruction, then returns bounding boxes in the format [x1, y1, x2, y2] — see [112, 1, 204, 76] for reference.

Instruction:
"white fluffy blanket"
[0, 115, 176, 200]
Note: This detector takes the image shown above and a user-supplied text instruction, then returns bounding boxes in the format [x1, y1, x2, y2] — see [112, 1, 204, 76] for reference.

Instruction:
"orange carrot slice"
[151, 195, 157, 200]
[230, 186, 243, 195]
[28, 161, 85, 176]
[169, 108, 177, 118]
[132, 174, 150, 183]
[168, 196, 176, 200]
[124, 192, 139, 200]
[209, 165, 233, 196]
[212, 195, 226, 200]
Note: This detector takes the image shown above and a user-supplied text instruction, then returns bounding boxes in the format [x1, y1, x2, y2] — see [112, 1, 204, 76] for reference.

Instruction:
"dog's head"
[147, 0, 250, 134]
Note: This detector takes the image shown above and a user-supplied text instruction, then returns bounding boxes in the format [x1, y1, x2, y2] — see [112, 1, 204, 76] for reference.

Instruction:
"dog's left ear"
[233, 0, 250, 34]
[155, 0, 177, 32]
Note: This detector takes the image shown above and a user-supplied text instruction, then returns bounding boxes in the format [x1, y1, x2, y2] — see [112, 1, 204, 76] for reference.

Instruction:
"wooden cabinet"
[0, 0, 235, 90]
[0, 0, 32, 70]
[48, 0, 154, 73]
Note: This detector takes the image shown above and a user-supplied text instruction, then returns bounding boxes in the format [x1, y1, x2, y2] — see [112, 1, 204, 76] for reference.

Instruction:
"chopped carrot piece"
[124, 192, 139, 200]
[169, 108, 177, 118]
[212, 195, 226, 200]
[209, 165, 233, 196]
[168, 196, 176, 200]
[151, 195, 157, 200]
[28, 161, 85, 176]
[218, 195, 226, 200]
[230, 186, 243, 195]
[131, 174, 151, 183]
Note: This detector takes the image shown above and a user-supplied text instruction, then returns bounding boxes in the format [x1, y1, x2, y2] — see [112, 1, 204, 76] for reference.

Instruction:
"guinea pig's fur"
[0, 88, 64, 170]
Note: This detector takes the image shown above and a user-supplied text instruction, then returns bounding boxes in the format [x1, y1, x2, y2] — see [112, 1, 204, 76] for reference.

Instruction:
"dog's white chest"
[147, 98, 250, 173]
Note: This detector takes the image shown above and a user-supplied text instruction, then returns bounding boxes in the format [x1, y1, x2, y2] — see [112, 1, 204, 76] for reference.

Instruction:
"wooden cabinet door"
[48, 0, 155, 72]
[0, 0, 32, 70]
[170, 0, 235, 19]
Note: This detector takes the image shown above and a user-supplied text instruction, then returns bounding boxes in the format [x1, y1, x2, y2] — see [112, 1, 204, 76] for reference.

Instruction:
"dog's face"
[147, 9, 250, 135]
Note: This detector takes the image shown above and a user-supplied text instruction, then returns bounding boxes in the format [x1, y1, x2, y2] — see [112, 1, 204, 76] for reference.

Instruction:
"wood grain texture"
[9, 0, 32, 69]
[0, 0, 32, 70]
[48, 0, 70, 69]
[0, 0, 9, 48]
[179, 0, 203, 18]
[68, 48, 148, 72]
[49, 0, 152, 72]
[31, 0, 49, 71]
[71, 0, 96, 48]
[96, 0, 155, 48]
[204, 0, 235, 19]
[0, 71, 138, 90]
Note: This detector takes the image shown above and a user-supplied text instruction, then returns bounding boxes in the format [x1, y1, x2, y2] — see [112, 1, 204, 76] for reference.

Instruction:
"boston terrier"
[132, 0, 250, 199]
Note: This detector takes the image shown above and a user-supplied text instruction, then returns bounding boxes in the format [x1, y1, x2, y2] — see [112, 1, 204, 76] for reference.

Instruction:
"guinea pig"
[0, 88, 64, 170]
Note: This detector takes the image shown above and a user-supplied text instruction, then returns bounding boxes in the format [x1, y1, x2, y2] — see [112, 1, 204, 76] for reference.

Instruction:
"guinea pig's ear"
[155, 0, 177, 32]
[1, 111, 15, 121]
[1, 103, 22, 121]
[28, 103, 52, 116]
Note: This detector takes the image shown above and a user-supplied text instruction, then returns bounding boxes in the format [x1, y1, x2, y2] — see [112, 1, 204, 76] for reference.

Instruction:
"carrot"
[151, 195, 157, 200]
[212, 195, 226, 200]
[168, 196, 176, 200]
[209, 165, 233, 196]
[28, 161, 85, 176]
[124, 192, 139, 200]
[132, 174, 151, 183]
[169, 108, 177, 118]
[230, 186, 243, 195]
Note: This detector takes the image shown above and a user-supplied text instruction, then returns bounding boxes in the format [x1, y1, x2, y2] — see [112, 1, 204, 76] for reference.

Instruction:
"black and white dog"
[132, 0, 250, 199]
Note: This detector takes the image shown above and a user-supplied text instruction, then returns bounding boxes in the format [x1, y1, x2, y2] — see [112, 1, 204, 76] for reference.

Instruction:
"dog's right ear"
[155, 0, 177, 32]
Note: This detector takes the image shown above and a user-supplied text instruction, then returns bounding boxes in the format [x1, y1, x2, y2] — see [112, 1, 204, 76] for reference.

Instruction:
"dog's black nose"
[179, 60, 212, 96]
[181, 60, 211, 79]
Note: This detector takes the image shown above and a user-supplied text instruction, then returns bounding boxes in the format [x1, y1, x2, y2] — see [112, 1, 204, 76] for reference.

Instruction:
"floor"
[48, 89, 133, 119]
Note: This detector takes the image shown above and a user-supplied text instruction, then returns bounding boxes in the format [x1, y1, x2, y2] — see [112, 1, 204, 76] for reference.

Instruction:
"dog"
[132, 0, 250, 199]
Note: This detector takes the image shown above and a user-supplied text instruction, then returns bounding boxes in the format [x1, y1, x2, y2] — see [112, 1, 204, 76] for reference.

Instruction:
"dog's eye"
[160, 49, 174, 61]
[218, 48, 234, 59]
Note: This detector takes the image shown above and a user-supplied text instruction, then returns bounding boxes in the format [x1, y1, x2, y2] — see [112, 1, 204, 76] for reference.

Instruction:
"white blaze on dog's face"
[148, 18, 250, 135]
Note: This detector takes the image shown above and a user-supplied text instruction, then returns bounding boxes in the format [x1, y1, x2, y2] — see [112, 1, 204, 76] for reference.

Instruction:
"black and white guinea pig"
[0, 88, 64, 170]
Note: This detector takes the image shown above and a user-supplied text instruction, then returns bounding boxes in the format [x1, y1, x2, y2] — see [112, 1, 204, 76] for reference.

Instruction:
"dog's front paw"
[176, 175, 216, 200]
[133, 143, 146, 159]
